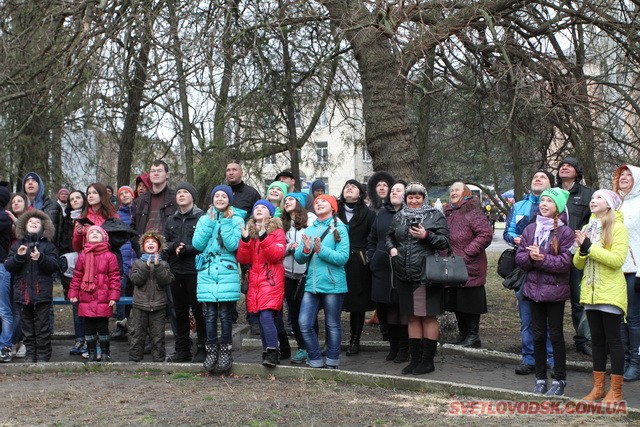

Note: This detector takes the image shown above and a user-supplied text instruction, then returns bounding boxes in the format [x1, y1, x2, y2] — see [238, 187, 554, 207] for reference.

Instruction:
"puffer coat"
[294, 216, 350, 295]
[385, 208, 450, 284]
[516, 217, 575, 302]
[443, 197, 493, 288]
[237, 218, 286, 313]
[68, 245, 121, 318]
[129, 259, 175, 311]
[192, 208, 245, 303]
[613, 164, 640, 274]
[5, 210, 60, 305]
[574, 211, 628, 315]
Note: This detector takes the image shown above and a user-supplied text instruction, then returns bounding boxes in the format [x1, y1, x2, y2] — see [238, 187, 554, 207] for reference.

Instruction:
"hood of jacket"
[367, 171, 395, 210]
[22, 172, 47, 209]
[246, 217, 283, 239]
[14, 209, 55, 241]
[613, 164, 640, 202]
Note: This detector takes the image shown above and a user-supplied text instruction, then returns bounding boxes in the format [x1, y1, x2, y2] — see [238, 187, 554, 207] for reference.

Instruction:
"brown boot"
[581, 371, 606, 401]
[602, 374, 624, 403]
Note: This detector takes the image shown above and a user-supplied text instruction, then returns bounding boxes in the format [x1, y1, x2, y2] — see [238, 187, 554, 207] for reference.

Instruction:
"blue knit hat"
[285, 192, 307, 208]
[211, 185, 233, 204]
[253, 199, 276, 217]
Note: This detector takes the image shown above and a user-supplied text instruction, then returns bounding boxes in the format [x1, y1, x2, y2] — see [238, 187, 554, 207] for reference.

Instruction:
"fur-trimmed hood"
[245, 217, 283, 239]
[139, 229, 167, 251]
[14, 209, 55, 241]
[367, 171, 395, 210]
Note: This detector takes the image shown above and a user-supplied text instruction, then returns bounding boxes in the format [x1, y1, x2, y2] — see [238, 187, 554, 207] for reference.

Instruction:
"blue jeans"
[204, 302, 234, 345]
[72, 303, 85, 342]
[569, 266, 591, 346]
[0, 264, 13, 348]
[516, 287, 554, 367]
[299, 292, 345, 368]
[258, 310, 279, 349]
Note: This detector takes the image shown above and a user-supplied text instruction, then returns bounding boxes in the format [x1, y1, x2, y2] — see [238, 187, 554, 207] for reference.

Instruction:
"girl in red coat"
[69, 226, 121, 362]
[237, 200, 286, 367]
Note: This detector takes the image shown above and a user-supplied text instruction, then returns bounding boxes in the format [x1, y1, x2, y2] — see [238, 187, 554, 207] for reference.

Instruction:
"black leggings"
[587, 310, 624, 375]
[83, 317, 109, 337]
[530, 300, 566, 380]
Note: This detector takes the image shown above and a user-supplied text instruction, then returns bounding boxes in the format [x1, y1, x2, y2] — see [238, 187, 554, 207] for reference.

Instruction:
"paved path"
[33, 331, 640, 409]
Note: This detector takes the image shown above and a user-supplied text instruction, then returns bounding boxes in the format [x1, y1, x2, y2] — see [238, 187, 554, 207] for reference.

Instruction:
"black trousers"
[530, 300, 566, 380]
[587, 309, 624, 375]
[171, 273, 205, 353]
[20, 302, 53, 362]
[284, 277, 304, 348]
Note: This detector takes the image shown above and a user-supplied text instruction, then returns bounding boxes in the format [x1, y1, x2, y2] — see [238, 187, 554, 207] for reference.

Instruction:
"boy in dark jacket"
[129, 230, 175, 362]
[4, 210, 59, 363]
[163, 182, 206, 362]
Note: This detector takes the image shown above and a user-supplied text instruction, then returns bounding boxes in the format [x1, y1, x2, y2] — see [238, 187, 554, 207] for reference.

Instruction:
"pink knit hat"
[593, 189, 622, 211]
[86, 225, 108, 242]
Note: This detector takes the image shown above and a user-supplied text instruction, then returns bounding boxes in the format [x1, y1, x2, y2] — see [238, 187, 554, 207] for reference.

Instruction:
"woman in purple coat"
[443, 183, 493, 348]
[515, 188, 574, 396]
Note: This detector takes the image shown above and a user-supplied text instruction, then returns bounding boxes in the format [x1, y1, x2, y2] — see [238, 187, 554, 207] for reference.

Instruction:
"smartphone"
[75, 217, 95, 226]
[410, 220, 421, 228]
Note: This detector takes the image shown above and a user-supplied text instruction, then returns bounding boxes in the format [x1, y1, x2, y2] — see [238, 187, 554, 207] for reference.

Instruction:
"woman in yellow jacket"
[574, 189, 628, 403]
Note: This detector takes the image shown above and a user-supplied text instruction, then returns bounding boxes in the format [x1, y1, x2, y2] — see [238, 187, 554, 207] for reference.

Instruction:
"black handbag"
[502, 267, 527, 292]
[497, 247, 517, 279]
[421, 248, 468, 287]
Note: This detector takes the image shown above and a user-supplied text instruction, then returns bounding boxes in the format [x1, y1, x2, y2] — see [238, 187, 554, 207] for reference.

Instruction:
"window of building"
[318, 109, 328, 128]
[316, 141, 328, 163]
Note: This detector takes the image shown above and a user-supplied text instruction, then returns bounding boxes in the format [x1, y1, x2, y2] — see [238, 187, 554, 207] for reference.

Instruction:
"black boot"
[278, 332, 291, 360]
[458, 314, 481, 348]
[203, 343, 219, 373]
[401, 339, 422, 374]
[346, 312, 363, 356]
[394, 325, 410, 363]
[262, 348, 280, 367]
[450, 312, 468, 345]
[112, 323, 127, 342]
[413, 339, 437, 375]
[385, 324, 399, 361]
[85, 336, 97, 362]
[193, 341, 207, 364]
[99, 335, 111, 362]
[215, 343, 233, 373]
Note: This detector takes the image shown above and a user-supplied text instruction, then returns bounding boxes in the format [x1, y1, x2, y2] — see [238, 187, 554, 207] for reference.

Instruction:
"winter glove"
[635, 276, 640, 293]
[579, 237, 592, 255]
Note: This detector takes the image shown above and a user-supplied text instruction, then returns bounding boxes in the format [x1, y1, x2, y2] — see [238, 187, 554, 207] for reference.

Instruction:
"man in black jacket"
[22, 172, 62, 249]
[557, 157, 595, 356]
[225, 162, 261, 334]
[164, 182, 206, 362]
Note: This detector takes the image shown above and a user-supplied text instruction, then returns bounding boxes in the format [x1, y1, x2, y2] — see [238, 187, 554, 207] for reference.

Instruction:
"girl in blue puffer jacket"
[192, 185, 244, 374]
[516, 188, 574, 396]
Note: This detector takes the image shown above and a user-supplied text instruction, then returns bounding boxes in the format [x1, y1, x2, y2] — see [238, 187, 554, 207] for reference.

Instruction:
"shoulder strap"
[305, 226, 333, 266]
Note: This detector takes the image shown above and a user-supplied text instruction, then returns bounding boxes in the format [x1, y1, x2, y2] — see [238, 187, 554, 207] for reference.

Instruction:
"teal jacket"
[294, 216, 350, 294]
[192, 207, 245, 302]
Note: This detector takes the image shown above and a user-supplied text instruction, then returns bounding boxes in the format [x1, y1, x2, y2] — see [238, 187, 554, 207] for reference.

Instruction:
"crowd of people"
[0, 156, 637, 403]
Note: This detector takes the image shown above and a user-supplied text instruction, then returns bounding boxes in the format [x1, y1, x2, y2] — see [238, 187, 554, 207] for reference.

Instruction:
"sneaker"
[0, 346, 12, 363]
[13, 342, 26, 358]
[515, 363, 535, 375]
[545, 380, 566, 396]
[70, 341, 86, 356]
[290, 349, 308, 364]
[533, 379, 548, 394]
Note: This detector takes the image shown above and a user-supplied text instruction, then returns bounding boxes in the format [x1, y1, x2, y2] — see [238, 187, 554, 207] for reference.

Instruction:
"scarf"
[450, 195, 473, 209]
[400, 202, 435, 225]
[533, 215, 564, 248]
[81, 242, 110, 292]
[585, 219, 602, 245]
[140, 253, 159, 263]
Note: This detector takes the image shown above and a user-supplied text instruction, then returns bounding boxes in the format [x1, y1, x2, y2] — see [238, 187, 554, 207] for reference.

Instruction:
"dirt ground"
[0, 371, 632, 426]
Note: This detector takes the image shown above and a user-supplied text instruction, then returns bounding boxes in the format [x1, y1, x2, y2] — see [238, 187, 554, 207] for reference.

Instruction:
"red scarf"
[81, 241, 111, 292]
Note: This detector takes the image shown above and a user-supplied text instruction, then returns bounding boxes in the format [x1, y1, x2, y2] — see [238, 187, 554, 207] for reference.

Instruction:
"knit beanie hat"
[253, 199, 276, 217]
[86, 225, 108, 242]
[405, 182, 428, 200]
[58, 188, 70, 197]
[535, 170, 555, 187]
[593, 189, 622, 211]
[267, 181, 289, 197]
[139, 229, 166, 252]
[211, 185, 233, 204]
[311, 179, 326, 193]
[540, 188, 570, 214]
[176, 182, 198, 201]
[315, 194, 338, 213]
[117, 186, 135, 201]
[285, 192, 307, 208]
